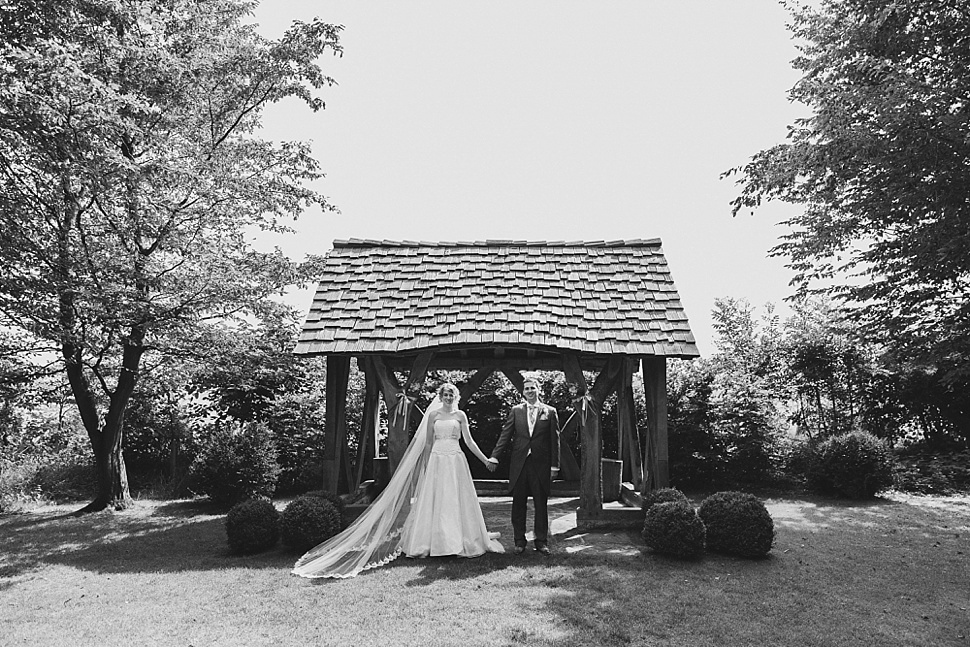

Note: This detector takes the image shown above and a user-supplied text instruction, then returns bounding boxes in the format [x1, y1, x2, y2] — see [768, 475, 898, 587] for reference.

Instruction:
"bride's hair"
[436, 382, 460, 405]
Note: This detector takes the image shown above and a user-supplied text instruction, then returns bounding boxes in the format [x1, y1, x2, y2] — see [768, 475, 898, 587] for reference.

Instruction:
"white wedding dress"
[293, 398, 501, 579]
[401, 418, 504, 557]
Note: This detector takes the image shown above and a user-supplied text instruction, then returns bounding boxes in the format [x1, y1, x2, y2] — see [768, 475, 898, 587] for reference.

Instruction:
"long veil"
[292, 396, 442, 579]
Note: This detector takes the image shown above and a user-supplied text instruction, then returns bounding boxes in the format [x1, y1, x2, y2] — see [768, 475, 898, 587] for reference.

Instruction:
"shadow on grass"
[0, 499, 298, 584]
[4, 488, 968, 647]
[0, 497, 541, 584]
[506, 494, 970, 647]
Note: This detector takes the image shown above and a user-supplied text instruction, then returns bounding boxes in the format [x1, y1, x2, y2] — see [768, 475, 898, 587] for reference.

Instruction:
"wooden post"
[322, 355, 351, 493]
[642, 356, 669, 491]
[617, 358, 644, 488]
[564, 354, 624, 522]
[561, 353, 594, 512]
[354, 359, 381, 489]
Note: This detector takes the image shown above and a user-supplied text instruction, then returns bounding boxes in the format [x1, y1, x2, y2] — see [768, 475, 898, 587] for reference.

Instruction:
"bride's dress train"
[292, 398, 501, 578]
[401, 419, 503, 557]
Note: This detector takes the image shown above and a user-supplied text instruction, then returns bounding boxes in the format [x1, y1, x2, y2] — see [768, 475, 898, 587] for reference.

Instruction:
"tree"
[783, 298, 873, 440]
[0, 0, 341, 511]
[709, 298, 787, 484]
[189, 306, 330, 494]
[729, 0, 970, 380]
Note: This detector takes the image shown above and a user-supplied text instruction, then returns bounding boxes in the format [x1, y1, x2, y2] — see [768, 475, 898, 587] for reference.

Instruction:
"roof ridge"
[333, 238, 663, 248]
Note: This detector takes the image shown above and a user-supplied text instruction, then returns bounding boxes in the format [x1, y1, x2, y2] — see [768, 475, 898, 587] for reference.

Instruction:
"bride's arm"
[425, 410, 438, 446]
[458, 411, 490, 465]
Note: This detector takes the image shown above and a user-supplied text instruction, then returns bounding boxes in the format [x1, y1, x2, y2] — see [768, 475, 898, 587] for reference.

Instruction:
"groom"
[488, 378, 560, 555]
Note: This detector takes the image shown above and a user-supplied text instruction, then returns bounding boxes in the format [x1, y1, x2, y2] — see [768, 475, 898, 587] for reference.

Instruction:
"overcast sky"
[250, 1, 810, 356]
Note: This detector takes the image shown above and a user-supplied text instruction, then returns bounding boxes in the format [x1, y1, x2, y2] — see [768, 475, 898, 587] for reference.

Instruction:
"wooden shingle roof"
[294, 239, 699, 359]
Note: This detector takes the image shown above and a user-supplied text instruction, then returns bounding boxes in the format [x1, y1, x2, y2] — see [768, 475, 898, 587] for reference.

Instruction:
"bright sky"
[251, 1, 809, 356]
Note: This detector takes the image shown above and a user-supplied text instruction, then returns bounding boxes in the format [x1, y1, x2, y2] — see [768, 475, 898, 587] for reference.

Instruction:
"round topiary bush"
[225, 498, 280, 555]
[698, 491, 775, 558]
[304, 489, 347, 528]
[641, 487, 690, 513]
[281, 495, 342, 553]
[807, 431, 896, 499]
[641, 500, 706, 559]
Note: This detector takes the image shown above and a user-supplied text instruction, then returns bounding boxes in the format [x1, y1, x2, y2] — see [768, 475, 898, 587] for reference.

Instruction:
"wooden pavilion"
[293, 239, 700, 529]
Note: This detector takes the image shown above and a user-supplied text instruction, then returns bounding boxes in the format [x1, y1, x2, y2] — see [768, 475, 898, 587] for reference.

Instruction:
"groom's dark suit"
[490, 401, 561, 549]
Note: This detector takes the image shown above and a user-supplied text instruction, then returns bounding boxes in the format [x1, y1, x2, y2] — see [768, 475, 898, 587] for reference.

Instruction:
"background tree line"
[3, 293, 968, 511]
[3, 0, 970, 509]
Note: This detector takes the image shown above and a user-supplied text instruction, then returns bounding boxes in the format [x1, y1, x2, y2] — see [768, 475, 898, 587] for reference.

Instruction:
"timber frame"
[295, 239, 699, 529]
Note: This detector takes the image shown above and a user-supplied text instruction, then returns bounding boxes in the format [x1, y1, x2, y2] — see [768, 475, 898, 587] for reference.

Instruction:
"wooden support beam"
[367, 354, 402, 403]
[458, 366, 496, 403]
[589, 356, 625, 404]
[322, 355, 351, 494]
[408, 350, 435, 390]
[642, 356, 669, 492]
[561, 353, 587, 396]
[367, 352, 434, 473]
[501, 368, 525, 395]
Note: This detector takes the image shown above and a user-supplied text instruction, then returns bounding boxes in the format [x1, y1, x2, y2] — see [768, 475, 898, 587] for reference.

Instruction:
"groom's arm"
[489, 407, 516, 464]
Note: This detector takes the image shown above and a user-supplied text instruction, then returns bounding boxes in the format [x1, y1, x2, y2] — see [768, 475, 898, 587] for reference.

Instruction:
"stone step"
[473, 479, 581, 497]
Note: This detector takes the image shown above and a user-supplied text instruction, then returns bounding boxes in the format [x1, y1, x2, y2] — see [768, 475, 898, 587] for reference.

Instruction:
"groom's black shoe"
[513, 546, 526, 555]
[535, 545, 551, 556]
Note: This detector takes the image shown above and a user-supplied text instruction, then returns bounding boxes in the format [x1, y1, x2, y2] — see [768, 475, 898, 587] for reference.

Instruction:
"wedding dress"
[293, 397, 502, 579]
[400, 418, 504, 557]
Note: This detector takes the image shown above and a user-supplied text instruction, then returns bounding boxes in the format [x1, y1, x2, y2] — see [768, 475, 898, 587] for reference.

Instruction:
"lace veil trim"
[292, 398, 440, 579]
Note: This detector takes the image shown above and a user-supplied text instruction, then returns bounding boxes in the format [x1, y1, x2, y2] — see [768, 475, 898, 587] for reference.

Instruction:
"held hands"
[485, 457, 498, 473]
[551, 467, 560, 480]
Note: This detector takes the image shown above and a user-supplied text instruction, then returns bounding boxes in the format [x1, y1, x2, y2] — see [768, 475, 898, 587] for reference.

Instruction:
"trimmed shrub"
[304, 489, 347, 527]
[641, 501, 706, 559]
[281, 495, 342, 553]
[192, 422, 281, 507]
[641, 487, 690, 513]
[225, 498, 280, 554]
[807, 431, 896, 498]
[698, 491, 775, 558]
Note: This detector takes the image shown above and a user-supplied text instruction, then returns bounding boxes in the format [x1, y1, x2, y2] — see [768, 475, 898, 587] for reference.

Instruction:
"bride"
[293, 383, 503, 578]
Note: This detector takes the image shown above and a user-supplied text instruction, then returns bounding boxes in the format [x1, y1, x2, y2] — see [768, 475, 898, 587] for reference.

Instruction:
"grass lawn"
[1, 492, 968, 647]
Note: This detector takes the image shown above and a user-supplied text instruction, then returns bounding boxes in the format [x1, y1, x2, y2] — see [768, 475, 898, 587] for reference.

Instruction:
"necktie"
[528, 405, 537, 427]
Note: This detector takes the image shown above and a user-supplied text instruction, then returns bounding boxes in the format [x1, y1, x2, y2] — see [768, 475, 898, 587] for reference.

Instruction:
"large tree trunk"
[84, 417, 133, 513]
[65, 350, 137, 513]
[63, 334, 143, 513]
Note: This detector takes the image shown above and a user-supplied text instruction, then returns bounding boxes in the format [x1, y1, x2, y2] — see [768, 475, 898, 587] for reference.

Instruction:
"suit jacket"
[491, 401, 561, 493]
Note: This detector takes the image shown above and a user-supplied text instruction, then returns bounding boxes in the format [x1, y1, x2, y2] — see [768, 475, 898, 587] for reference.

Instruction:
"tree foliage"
[782, 298, 873, 439]
[0, 0, 341, 510]
[667, 299, 789, 488]
[189, 309, 329, 494]
[730, 0, 970, 379]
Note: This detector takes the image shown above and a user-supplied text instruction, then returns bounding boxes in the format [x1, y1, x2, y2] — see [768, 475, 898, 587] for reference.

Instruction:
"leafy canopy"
[0, 0, 340, 382]
[729, 0, 970, 378]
